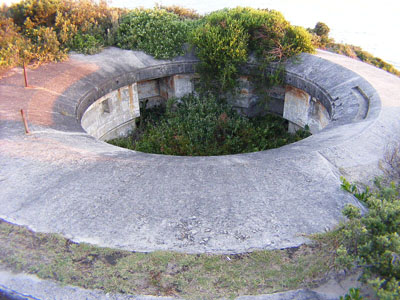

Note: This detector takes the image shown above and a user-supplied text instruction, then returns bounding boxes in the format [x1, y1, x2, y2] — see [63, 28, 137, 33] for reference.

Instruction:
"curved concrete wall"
[81, 74, 195, 141]
[79, 55, 378, 141]
[2, 47, 392, 256]
[81, 83, 139, 140]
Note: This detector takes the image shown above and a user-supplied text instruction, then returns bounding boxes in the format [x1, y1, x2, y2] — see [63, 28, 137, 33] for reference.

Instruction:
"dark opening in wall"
[102, 98, 111, 114]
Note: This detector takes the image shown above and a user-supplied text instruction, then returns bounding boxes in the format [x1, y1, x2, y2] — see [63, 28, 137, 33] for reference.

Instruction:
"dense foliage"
[0, 0, 122, 68]
[340, 178, 400, 299]
[190, 7, 315, 93]
[115, 9, 194, 59]
[1, 1, 398, 78]
[108, 94, 310, 156]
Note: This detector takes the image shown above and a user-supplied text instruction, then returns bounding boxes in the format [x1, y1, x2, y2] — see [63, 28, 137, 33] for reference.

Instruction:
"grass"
[0, 219, 345, 299]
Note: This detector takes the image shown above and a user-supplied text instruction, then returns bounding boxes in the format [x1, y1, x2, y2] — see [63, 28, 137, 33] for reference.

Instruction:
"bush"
[190, 7, 315, 93]
[1, 0, 123, 69]
[340, 178, 400, 299]
[115, 8, 192, 59]
[70, 32, 103, 55]
[313, 22, 330, 38]
[109, 94, 310, 156]
[0, 16, 34, 68]
[283, 26, 315, 57]
[190, 13, 249, 92]
[26, 25, 67, 62]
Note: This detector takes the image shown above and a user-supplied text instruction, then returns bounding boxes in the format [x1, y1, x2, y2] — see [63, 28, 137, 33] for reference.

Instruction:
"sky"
[2, 0, 399, 68]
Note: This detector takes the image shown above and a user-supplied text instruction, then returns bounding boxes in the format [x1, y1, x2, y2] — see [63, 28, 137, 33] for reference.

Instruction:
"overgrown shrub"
[109, 94, 310, 156]
[190, 13, 249, 93]
[190, 7, 315, 93]
[26, 25, 67, 62]
[309, 22, 331, 47]
[0, 0, 123, 70]
[115, 9, 193, 59]
[0, 16, 34, 68]
[70, 32, 103, 55]
[340, 178, 400, 299]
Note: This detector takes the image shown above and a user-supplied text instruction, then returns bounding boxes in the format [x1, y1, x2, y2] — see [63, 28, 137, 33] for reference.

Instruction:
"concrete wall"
[229, 75, 330, 132]
[81, 74, 195, 141]
[283, 86, 330, 134]
[81, 84, 140, 141]
[81, 71, 332, 141]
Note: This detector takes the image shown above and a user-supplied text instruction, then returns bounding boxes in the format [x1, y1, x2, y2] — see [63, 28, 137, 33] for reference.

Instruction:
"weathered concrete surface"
[81, 83, 140, 140]
[315, 50, 400, 183]
[0, 269, 174, 300]
[0, 268, 352, 300]
[0, 47, 399, 256]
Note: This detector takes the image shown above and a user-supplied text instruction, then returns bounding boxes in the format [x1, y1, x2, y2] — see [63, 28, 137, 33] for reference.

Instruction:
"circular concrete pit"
[1, 48, 400, 255]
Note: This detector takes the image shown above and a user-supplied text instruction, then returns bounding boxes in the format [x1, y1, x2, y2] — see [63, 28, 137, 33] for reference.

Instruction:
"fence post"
[20, 109, 30, 134]
[23, 62, 28, 88]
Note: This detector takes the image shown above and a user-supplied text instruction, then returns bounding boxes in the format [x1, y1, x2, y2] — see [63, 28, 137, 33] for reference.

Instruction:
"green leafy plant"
[190, 7, 315, 93]
[108, 94, 310, 156]
[70, 32, 103, 55]
[1, 0, 123, 69]
[340, 288, 363, 300]
[155, 4, 201, 20]
[0, 16, 35, 68]
[115, 8, 192, 59]
[340, 178, 400, 299]
[340, 177, 371, 203]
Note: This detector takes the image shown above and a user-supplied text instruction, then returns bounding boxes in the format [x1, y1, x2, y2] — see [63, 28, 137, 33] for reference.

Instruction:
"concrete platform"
[1, 47, 400, 300]
[0, 48, 399, 256]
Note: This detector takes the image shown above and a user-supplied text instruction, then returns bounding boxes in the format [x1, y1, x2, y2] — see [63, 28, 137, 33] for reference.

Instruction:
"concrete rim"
[1, 48, 399, 255]
[1, 48, 400, 300]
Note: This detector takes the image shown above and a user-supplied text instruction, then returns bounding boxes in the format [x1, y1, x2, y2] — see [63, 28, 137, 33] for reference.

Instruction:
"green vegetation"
[2, 176, 399, 299]
[190, 7, 314, 93]
[0, 218, 348, 299]
[108, 94, 310, 156]
[309, 22, 400, 76]
[338, 177, 400, 299]
[0, 0, 122, 68]
[340, 288, 363, 300]
[1, 1, 398, 78]
[1, 2, 316, 84]
[115, 8, 195, 59]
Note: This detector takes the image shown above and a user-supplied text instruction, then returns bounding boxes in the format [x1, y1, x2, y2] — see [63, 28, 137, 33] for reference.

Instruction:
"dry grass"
[0, 219, 344, 299]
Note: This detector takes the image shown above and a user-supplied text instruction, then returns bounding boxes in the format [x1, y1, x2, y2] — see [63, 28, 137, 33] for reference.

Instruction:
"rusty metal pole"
[23, 62, 28, 88]
[20, 109, 30, 134]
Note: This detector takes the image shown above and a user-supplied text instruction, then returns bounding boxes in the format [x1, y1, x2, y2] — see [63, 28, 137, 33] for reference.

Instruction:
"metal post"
[20, 109, 30, 134]
[23, 62, 28, 88]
